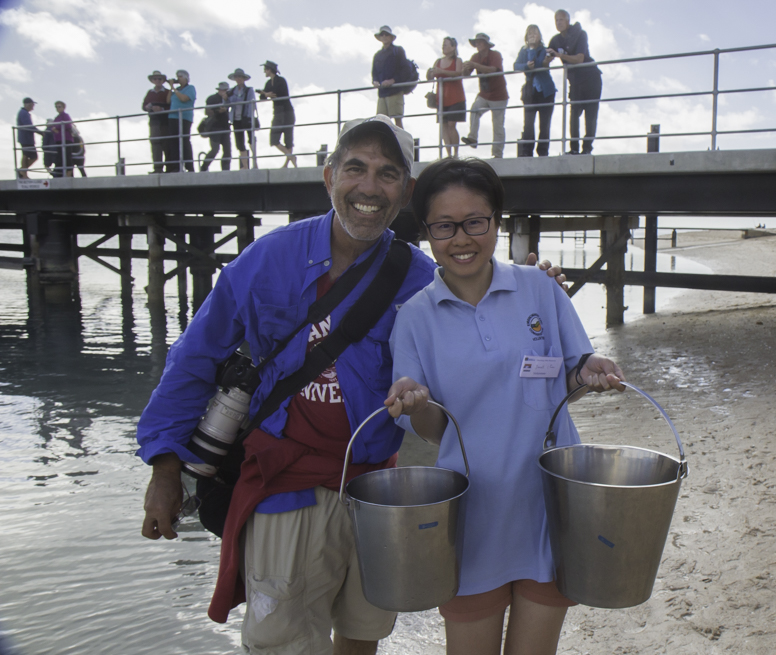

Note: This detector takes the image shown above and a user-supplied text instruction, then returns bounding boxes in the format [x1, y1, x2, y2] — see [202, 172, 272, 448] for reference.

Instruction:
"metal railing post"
[337, 90, 342, 135]
[178, 108, 183, 171]
[438, 77, 445, 158]
[250, 99, 257, 169]
[711, 49, 720, 150]
[12, 127, 18, 178]
[60, 123, 66, 177]
[561, 67, 568, 155]
[116, 115, 121, 170]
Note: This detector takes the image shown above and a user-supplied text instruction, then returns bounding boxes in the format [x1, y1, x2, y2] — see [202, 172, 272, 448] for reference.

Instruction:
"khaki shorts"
[241, 486, 396, 654]
[376, 92, 405, 119]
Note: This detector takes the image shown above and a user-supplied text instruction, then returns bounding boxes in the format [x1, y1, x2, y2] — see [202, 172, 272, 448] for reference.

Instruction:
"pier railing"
[11, 42, 776, 177]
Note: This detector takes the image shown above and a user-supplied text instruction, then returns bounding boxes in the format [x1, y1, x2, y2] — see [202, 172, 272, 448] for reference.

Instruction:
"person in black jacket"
[201, 82, 232, 171]
[259, 60, 297, 168]
[546, 9, 603, 155]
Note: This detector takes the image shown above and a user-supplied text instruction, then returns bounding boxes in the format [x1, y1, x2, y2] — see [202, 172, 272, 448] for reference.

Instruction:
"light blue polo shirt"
[390, 258, 592, 595]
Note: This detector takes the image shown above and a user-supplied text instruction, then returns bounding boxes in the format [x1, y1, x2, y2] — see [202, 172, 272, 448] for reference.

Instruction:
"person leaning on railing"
[427, 37, 466, 158]
[514, 25, 556, 157]
[143, 70, 171, 174]
[227, 67, 257, 170]
[166, 69, 197, 173]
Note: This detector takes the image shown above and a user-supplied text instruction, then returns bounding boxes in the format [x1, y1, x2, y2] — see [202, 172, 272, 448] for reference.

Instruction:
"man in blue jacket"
[16, 97, 44, 178]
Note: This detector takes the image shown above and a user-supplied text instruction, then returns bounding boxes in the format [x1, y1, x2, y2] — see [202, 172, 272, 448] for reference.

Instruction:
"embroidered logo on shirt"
[526, 313, 544, 336]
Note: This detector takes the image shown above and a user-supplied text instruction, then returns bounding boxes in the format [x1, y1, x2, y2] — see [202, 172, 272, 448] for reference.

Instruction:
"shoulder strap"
[237, 239, 412, 442]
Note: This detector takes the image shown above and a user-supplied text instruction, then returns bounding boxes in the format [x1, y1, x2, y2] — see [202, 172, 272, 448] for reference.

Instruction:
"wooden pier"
[1, 149, 775, 326]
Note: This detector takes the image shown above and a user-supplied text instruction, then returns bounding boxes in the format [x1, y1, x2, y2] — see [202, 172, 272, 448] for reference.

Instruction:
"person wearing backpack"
[372, 25, 406, 128]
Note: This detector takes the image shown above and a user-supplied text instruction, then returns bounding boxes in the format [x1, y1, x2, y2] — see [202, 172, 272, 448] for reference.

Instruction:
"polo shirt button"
[485, 336, 491, 341]
[324, 260, 330, 266]
[479, 315, 485, 321]
[308, 259, 314, 264]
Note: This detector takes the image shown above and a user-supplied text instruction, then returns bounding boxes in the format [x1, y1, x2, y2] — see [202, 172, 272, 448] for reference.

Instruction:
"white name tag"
[520, 355, 563, 378]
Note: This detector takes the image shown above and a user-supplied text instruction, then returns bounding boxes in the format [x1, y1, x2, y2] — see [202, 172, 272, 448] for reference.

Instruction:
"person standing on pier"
[16, 97, 44, 178]
[142, 70, 171, 174]
[227, 68, 258, 170]
[514, 25, 556, 157]
[166, 69, 197, 173]
[201, 82, 232, 172]
[51, 100, 75, 177]
[546, 9, 603, 155]
[259, 60, 297, 168]
[372, 26, 406, 128]
[427, 37, 466, 158]
[461, 33, 509, 159]
[137, 115, 566, 654]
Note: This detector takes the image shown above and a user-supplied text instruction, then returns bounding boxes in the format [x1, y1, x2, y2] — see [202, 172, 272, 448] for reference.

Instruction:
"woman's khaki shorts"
[241, 486, 396, 654]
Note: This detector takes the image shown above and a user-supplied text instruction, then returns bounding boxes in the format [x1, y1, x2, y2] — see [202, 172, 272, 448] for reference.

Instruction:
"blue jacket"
[514, 46, 556, 98]
[136, 210, 437, 510]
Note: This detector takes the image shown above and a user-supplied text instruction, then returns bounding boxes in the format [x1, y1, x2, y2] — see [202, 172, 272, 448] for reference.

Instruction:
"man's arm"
[142, 452, 183, 540]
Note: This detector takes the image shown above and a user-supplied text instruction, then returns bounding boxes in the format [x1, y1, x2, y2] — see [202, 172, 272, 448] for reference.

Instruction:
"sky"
[0, 0, 774, 178]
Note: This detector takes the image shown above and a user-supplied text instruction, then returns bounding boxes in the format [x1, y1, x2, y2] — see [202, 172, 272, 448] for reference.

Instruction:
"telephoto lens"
[182, 349, 259, 480]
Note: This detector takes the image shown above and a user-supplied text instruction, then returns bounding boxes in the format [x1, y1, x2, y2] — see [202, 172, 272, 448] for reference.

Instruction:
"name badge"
[520, 355, 563, 378]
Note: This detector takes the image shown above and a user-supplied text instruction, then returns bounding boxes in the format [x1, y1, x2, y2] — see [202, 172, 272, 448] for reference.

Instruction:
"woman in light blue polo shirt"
[385, 158, 625, 655]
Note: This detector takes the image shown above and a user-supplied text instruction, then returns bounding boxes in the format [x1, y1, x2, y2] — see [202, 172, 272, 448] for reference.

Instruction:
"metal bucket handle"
[339, 401, 470, 506]
[544, 382, 688, 480]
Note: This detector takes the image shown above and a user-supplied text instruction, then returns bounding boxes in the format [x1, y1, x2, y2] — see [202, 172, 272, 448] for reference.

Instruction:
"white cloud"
[0, 61, 30, 83]
[0, 8, 96, 58]
[699, 34, 710, 42]
[180, 31, 205, 57]
[274, 24, 378, 63]
[646, 76, 691, 94]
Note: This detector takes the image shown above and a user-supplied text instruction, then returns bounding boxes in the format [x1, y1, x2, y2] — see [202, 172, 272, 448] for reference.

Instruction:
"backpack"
[394, 46, 419, 94]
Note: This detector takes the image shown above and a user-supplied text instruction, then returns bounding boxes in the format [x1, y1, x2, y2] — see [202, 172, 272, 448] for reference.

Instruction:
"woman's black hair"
[411, 157, 504, 234]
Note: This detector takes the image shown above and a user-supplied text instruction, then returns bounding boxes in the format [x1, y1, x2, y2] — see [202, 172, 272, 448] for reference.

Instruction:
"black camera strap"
[252, 242, 382, 376]
[236, 238, 412, 444]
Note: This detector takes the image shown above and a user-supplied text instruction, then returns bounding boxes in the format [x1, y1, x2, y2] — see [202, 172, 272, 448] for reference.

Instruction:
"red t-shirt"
[471, 49, 509, 101]
[283, 274, 352, 455]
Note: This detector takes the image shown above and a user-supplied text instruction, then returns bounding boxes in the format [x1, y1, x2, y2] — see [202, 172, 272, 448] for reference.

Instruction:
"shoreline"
[384, 230, 776, 654]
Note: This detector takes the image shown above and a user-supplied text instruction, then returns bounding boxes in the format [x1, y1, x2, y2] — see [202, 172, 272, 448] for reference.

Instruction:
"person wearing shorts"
[17, 97, 44, 178]
[259, 60, 296, 168]
[372, 26, 406, 128]
[386, 157, 625, 655]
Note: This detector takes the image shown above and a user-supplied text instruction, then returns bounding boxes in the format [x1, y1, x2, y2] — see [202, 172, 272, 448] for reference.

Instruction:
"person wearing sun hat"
[461, 32, 509, 158]
[259, 60, 297, 168]
[142, 70, 171, 173]
[227, 67, 258, 169]
[372, 25, 407, 128]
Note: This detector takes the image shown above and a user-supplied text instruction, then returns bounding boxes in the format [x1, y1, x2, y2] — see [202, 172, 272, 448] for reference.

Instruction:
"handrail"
[10, 42, 776, 179]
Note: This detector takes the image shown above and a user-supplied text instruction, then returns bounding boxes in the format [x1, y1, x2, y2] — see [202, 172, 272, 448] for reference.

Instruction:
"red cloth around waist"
[208, 428, 397, 623]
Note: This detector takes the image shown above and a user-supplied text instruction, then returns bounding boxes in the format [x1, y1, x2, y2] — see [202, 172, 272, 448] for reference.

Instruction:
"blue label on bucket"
[598, 535, 615, 548]
[419, 522, 439, 530]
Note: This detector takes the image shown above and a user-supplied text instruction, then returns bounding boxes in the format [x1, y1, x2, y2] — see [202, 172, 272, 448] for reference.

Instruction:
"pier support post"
[36, 217, 78, 303]
[236, 214, 255, 253]
[603, 216, 629, 326]
[119, 233, 133, 299]
[509, 216, 541, 263]
[176, 236, 189, 328]
[189, 228, 217, 314]
[146, 225, 165, 303]
[643, 214, 657, 314]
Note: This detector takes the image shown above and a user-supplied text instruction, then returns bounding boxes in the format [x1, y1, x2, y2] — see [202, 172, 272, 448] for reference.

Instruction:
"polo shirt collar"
[428, 257, 518, 305]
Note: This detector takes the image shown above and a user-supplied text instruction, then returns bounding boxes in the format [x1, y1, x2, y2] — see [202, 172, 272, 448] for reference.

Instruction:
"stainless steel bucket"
[339, 402, 470, 612]
[538, 382, 689, 609]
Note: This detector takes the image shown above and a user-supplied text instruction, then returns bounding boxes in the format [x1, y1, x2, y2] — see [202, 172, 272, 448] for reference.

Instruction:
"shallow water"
[0, 220, 716, 654]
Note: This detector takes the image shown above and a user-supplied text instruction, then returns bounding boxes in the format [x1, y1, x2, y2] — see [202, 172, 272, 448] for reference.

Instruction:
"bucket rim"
[345, 465, 470, 509]
[537, 443, 684, 489]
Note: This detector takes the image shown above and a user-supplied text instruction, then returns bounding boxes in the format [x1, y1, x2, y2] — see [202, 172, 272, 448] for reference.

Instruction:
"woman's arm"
[566, 353, 625, 402]
[514, 47, 528, 72]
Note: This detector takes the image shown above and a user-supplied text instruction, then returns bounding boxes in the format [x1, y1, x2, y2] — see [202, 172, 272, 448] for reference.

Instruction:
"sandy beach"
[379, 230, 776, 654]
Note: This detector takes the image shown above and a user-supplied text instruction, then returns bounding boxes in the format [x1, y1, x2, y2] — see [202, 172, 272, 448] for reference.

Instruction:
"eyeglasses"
[424, 213, 495, 240]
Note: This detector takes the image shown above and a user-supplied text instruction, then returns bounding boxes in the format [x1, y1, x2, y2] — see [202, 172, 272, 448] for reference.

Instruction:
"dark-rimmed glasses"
[424, 213, 495, 240]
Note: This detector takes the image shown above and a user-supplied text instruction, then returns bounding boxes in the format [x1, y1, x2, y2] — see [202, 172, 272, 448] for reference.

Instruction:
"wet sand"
[382, 231, 776, 654]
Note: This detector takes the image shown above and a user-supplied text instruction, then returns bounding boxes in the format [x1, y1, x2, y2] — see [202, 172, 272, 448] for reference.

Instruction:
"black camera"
[182, 348, 260, 480]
